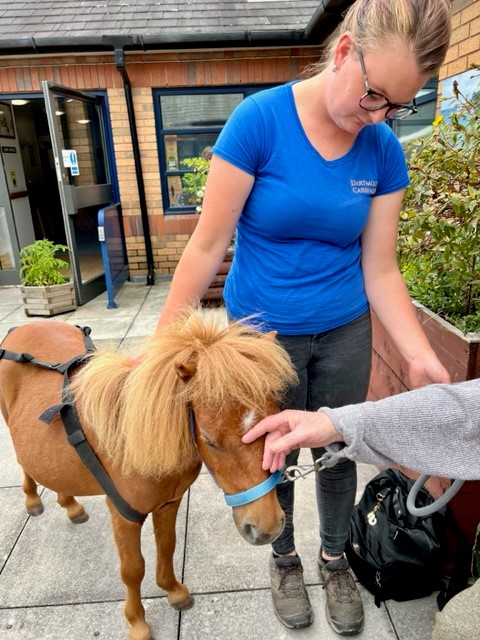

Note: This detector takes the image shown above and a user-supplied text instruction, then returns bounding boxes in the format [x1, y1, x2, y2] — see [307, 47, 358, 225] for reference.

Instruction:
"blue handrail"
[98, 203, 129, 309]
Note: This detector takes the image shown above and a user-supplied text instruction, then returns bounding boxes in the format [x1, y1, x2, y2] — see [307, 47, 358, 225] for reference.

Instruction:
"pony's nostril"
[244, 523, 255, 539]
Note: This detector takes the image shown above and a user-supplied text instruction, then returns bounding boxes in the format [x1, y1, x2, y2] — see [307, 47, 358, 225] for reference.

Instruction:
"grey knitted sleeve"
[320, 379, 480, 480]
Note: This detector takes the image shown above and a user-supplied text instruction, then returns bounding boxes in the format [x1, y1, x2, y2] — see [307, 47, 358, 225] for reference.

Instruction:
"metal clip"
[282, 456, 327, 482]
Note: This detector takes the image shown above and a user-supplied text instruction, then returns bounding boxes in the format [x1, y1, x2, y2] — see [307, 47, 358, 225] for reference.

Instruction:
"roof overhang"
[0, 1, 353, 56]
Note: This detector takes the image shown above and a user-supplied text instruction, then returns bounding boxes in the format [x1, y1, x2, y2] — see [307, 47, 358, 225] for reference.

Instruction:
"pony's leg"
[56, 493, 89, 524]
[106, 498, 152, 640]
[23, 472, 44, 516]
[151, 499, 194, 610]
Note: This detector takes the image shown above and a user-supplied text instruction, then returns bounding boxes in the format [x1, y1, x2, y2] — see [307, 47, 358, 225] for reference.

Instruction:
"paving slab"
[0, 419, 23, 486]
[0, 597, 179, 640]
[0, 491, 187, 608]
[385, 595, 439, 640]
[179, 585, 397, 640]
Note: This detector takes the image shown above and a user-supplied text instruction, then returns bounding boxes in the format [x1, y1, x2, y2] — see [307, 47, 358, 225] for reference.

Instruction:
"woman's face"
[325, 35, 429, 134]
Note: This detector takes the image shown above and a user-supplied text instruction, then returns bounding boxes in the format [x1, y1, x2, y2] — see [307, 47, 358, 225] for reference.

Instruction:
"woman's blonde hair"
[302, 0, 452, 77]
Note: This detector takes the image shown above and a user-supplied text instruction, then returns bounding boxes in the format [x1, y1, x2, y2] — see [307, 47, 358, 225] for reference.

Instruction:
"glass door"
[42, 81, 113, 305]
[0, 158, 20, 285]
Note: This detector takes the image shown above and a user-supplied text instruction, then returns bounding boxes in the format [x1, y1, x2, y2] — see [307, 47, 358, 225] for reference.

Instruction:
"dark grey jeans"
[272, 310, 372, 558]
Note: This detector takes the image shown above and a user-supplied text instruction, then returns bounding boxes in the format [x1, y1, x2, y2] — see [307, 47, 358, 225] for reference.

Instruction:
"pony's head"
[73, 306, 298, 544]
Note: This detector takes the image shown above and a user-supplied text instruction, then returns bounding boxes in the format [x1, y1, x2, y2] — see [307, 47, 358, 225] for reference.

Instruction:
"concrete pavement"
[0, 283, 440, 640]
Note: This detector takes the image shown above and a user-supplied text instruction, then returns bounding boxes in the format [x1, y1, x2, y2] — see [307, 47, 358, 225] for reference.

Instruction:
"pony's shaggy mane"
[70, 307, 297, 478]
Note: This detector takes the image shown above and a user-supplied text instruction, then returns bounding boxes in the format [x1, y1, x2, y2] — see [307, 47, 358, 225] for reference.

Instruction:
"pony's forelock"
[72, 307, 297, 478]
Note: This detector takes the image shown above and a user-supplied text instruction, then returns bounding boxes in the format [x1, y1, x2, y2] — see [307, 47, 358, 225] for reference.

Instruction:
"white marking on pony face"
[242, 409, 257, 434]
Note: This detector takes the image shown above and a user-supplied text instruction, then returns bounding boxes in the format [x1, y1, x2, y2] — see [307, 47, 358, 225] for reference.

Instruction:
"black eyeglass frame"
[357, 51, 418, 121]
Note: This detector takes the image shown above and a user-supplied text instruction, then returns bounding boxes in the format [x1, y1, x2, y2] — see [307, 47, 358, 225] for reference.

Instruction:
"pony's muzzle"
[232, 507, 285, 545]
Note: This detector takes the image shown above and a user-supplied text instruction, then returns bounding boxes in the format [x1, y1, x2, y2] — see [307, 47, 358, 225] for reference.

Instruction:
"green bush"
[398, 73, 480, 333]
[20, 239, 70, 286]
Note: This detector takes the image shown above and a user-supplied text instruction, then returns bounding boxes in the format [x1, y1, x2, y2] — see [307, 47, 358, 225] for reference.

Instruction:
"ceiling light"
[11, 99, 30, 106]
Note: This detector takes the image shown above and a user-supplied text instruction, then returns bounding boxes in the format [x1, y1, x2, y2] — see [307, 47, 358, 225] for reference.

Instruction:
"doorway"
[0, 88, 119, 305]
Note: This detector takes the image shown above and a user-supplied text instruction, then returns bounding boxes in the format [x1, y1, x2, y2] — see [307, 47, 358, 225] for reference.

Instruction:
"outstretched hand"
[242, 410, 343, 472]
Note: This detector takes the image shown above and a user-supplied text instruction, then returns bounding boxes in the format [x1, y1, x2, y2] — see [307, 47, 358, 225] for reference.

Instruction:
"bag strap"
[407, 475, 465, 517]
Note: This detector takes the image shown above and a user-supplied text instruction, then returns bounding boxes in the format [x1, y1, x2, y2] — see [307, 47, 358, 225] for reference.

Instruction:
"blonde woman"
[158, 0, 453, 634]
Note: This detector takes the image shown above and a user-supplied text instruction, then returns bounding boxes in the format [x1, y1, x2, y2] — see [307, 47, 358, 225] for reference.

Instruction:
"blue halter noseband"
[188, 405, 284, 508]
[223, 470, 283, 507]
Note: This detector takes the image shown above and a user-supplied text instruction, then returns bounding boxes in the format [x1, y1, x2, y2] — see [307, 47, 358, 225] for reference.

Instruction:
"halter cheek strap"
[188, 405, 283, 508]
[224, 470, 283, 507]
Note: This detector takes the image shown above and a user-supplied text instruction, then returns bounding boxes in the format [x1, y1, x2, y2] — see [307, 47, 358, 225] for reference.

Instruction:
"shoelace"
[323, 569, 355, 602]
[279, 565, 304, 598]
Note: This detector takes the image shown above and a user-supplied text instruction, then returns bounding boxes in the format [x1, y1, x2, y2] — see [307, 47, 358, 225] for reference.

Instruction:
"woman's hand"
[407, 352, 450, 389]
[242, 410, 343, 472]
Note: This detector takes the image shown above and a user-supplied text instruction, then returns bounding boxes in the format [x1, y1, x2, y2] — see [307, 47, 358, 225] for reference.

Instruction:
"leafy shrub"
[398, 73, 480, 333]
[20, 239, 70, 286]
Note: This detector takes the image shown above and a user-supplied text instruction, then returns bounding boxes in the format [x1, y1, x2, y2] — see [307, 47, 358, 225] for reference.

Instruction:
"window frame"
[154, 85, 274, 215]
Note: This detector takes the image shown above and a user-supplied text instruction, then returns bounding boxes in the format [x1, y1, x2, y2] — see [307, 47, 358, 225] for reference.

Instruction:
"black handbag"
[345, 468, 447, 607]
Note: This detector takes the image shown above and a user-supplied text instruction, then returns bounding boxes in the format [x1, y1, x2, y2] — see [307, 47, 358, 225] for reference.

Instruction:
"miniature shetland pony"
[0, 308, 296, 640]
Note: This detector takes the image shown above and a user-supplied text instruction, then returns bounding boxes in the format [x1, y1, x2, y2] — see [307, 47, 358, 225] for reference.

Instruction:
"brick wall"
[0, 47, 320, 278]
[3, 4, 477, 281]
[441, 0, 480, 81]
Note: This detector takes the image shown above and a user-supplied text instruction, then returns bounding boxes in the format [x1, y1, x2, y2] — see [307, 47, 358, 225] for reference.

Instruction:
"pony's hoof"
[171, 594, 194, 611]
[69, 511, 89, 524]
[27, 503, 44, 517]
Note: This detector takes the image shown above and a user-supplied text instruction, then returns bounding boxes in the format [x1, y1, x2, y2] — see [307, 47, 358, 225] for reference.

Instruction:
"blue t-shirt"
[212, 82, 409, 335]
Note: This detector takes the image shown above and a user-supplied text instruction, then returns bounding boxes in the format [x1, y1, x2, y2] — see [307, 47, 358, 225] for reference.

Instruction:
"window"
[390, 78, 439, 146]
[154, 86, 272, 214]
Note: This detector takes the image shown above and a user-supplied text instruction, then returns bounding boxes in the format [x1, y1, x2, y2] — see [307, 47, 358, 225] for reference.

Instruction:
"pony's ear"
[264, 330, 277, 340]
[175, 361, 197, 382]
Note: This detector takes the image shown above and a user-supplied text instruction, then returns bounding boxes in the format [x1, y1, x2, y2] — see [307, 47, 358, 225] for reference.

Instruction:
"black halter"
[1, 326, 283, 517]
[0, 326, 147, 523]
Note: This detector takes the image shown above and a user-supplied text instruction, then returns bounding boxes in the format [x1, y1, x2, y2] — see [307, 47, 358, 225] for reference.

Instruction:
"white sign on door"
[62, 149, 79, 176]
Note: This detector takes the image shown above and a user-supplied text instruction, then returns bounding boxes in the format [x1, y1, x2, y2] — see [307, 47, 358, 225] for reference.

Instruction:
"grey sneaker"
[269, 553, 314, 629]
[318, 555, 364, 636]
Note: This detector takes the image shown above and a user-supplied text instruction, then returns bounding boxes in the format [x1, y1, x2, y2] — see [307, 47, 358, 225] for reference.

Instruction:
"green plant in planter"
[20, 239, 71, 286]
[398, 74, 480, 333]
[181, 156, 210, 213]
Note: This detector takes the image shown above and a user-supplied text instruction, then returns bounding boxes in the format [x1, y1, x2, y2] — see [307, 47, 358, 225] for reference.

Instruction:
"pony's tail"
[70, 350, 133, 464]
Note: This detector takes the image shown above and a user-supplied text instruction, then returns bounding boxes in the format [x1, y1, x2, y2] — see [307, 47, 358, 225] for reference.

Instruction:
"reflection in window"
[55, 96, 106, 186]
[160, 93, 242, 128]
[0, 207, 15, 269]
[391, 78, 438, 146]
[155, 87, 273, 214]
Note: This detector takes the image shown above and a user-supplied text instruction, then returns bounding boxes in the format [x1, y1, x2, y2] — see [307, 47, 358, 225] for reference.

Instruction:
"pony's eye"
[200, 433, 219, 449]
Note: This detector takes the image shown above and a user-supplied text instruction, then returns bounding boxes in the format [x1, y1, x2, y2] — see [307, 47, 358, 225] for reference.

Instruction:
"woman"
[157, 0, 452, 635]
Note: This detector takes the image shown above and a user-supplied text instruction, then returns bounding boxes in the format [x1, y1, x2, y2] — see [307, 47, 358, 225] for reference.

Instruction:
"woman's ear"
[333, 32, 355, 71]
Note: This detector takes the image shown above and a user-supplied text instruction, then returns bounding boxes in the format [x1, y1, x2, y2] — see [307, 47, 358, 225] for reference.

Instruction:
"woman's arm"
[361, 191, 450, 388]
[157, 155, 255, 328]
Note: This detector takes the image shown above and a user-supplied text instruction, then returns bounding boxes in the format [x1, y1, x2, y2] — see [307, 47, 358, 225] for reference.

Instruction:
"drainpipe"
[114, 47, 155, 286]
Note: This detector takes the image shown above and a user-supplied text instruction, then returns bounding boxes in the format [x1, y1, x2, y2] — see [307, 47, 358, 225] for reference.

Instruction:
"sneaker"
[318, 555, 364, 636]
[269, 553, 314, 629]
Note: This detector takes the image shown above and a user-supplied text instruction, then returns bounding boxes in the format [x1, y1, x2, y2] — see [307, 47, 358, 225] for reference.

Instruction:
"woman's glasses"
[357, 51, 417, 121]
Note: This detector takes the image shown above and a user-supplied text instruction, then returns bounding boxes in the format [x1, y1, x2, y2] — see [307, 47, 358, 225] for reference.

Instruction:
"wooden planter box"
[21, 282, 77, 317]
[369, 300, 480, 401]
